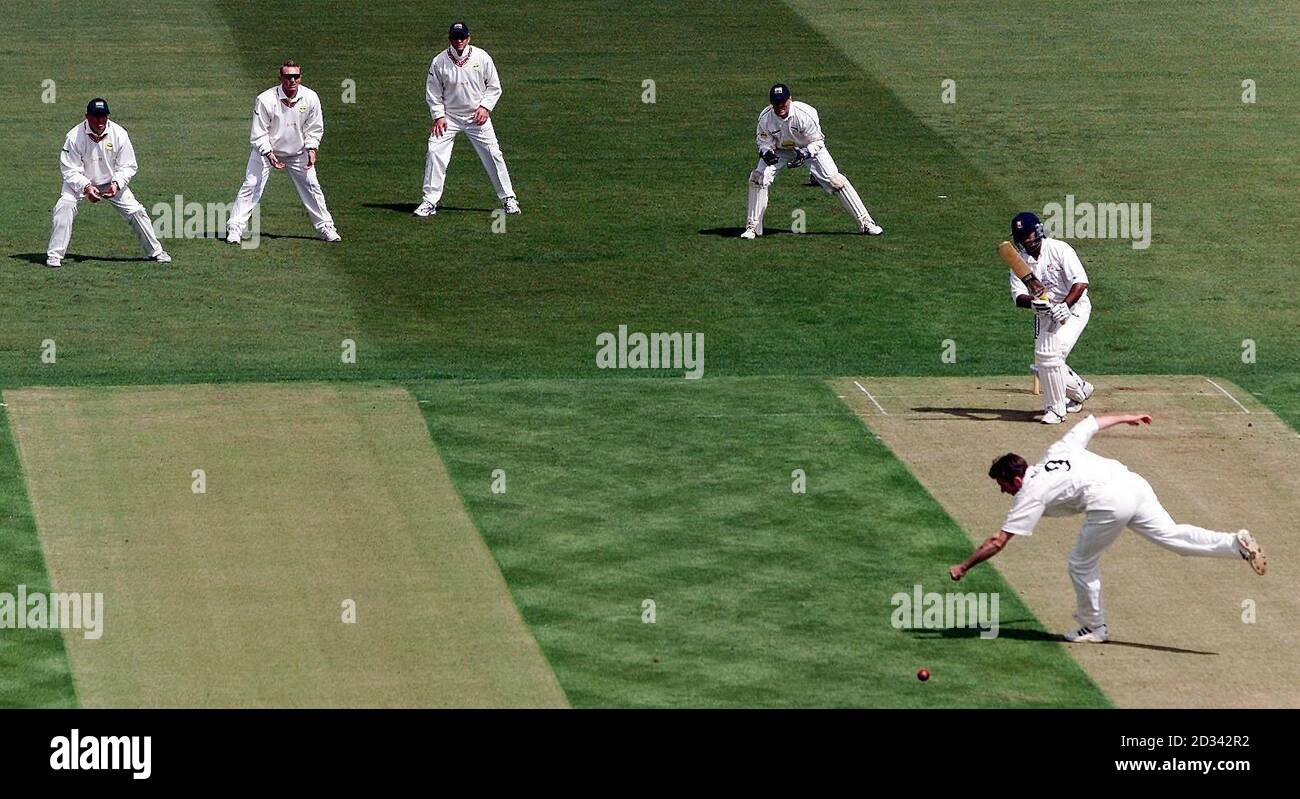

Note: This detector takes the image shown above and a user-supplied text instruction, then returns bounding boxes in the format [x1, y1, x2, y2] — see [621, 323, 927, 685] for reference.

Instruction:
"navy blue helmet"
[1010, 211, 1045, 245]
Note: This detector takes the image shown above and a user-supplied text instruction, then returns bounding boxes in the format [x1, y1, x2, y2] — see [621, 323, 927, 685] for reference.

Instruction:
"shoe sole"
[1238, 530, 1267, 575]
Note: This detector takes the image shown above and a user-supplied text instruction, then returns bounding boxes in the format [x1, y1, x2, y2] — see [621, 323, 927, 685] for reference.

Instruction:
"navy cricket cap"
[769, 83, 791, 104]
[86, 97, 110, 116]
[449, 21, 470, 39]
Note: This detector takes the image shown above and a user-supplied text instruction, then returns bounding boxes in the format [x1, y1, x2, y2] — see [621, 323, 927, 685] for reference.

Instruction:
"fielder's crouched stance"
[46, 98, 171, 268]
[949, 413, 1267, 643]
[742, 83, 882, 239]
[1009, 212, 1092, 424]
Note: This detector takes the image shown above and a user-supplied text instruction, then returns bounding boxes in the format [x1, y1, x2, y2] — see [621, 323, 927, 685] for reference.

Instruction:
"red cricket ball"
[917, 668, 931, 682]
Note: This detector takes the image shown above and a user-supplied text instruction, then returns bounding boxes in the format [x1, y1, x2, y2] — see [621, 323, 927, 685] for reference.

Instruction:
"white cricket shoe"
[503, 196, 521, 215]
[413, 201, 437, 217]
[1066, 399, 1083, 413]
[152, 251, 172, 263]
[46, 256, 61, 268]
[1236, 530, 1267, 575]
[859, 218, 884, 236]
[1064, 623, 1108, 643]
[1041, 409, 1066, 425]
[226, 230, 241, 245]
[739, 226, 759, 240]
[320, 227, 341, 242]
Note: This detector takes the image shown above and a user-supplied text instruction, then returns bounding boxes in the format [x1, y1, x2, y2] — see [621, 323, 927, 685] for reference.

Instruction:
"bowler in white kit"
[226, 60, 340, 244]
[741, 83, 882, 238]
[415, 21, 519, 217]
[1009, 211, 1093, 424]
[948, 413, 1267, 643]
[46, 98, 171, 268]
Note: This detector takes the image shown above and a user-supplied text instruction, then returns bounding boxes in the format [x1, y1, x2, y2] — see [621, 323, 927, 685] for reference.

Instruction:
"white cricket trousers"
[47, 183, 165, 260]
[422, 113, 515, 205]
[227, 149, 335, 235]
[1068, 471, 1241, 627]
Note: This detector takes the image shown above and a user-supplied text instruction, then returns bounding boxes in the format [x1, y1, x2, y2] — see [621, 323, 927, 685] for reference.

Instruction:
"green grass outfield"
[0, 1, 1296, 707]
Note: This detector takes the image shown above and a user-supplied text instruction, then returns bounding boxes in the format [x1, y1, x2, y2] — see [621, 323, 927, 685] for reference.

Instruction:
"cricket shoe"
[320, 226, 342, 243]
[805, 173, 820, 187]
[226, 230, 242, 245]
[739, 225, 761, 240]
[859, 218, 884, 236]
[46, 256, 61, 268]
[1041, 409, 1066, 425]
[152, 251, 173, 263]
[503, 196, 521, 215]
[1064, 623, 1108, 643]
[1236, 529, 1267, 575]
[413, 201, 437, 217]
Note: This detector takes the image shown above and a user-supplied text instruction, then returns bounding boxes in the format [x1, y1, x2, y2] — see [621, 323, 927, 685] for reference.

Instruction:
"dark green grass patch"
[0, 407, 78, 708]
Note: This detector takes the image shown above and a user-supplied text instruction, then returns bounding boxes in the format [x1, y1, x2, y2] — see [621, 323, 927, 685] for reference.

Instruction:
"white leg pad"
[1036, 327, 1069, 416]
[829, 173, 875, 225]
[746, 172, 768, 232]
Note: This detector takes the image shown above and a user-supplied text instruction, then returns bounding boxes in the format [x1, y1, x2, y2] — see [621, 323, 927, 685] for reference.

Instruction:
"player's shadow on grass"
[10, 253, 148, 265]
[363, 202, 497, 214]
[698, 226, 862, 237]
[912, 624, 1217, 655]
[196, 231, 319, 242]
[910, 406, 1043, 423]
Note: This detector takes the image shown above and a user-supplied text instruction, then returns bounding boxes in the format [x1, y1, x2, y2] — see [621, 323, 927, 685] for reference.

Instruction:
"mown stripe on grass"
[0, 406, 78, 708]
[413, 376, 1108, 707]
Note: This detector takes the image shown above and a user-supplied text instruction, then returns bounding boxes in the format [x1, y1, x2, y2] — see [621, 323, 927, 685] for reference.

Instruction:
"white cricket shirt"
[1000, 415, 1133, 535]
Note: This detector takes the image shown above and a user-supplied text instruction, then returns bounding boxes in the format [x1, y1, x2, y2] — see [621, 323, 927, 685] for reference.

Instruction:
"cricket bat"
[999, 241, 1052, 395]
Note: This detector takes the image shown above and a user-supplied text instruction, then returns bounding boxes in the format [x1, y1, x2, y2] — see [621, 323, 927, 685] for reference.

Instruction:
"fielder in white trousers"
[48, 185, 165, 263]
[949, 413, 1266, 642]
[1068, 470, 1243, 628]
[228, 149, 334, 236]
[422, 113, 515, 206]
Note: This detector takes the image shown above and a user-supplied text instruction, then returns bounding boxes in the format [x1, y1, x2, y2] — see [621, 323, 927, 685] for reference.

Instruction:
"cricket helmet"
[1010, 211, 1045, 245]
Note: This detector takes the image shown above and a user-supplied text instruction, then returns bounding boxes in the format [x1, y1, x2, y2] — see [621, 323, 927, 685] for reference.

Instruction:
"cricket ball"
[917, 668, 930, 682]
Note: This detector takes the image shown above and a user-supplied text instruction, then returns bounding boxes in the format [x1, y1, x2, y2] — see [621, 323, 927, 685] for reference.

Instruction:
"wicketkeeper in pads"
[741, 83, 883, 238]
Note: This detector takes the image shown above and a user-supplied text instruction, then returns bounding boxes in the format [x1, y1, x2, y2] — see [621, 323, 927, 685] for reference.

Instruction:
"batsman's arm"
[1063, 282, 1088, 308]
[949, 531, 1015, 581]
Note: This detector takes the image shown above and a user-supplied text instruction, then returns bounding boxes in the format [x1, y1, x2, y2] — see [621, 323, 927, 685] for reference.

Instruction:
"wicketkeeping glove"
[787, 147, 812, 168]
[760, 149, 780, 166]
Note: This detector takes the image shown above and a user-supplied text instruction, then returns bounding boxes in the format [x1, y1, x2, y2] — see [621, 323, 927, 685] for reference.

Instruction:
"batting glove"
[1050, 303, 1071, 324]
[1030, 297, 1052, 316]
